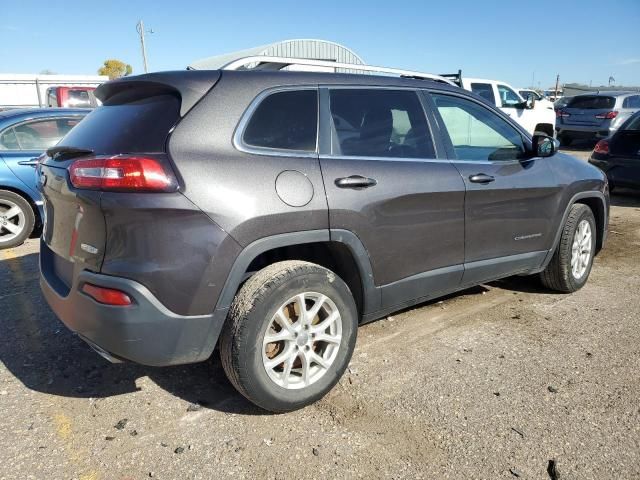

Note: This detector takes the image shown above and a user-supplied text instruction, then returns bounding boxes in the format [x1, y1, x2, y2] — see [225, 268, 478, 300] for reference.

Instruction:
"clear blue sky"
[2, 0, 639, 88]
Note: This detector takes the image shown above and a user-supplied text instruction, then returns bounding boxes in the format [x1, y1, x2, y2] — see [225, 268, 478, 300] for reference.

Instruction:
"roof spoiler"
[95, 71, 220, 116]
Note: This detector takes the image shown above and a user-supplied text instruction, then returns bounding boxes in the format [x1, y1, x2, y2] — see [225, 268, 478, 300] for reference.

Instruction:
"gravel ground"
[1, 147, 639, 479]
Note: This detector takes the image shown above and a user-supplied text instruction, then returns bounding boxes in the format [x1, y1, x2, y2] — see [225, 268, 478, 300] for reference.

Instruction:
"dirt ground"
[1, 146, 639, 479]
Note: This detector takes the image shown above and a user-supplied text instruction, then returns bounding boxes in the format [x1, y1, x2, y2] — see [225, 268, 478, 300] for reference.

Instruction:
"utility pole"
[136, 20, 153, 73]
[554, 74, 560, 99]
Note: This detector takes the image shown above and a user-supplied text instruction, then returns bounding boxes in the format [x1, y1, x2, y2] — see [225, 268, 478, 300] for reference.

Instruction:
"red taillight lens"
[69, 156, 176, 192]
[82, 283, 132, 306]
[556, 110, 570, 118]
[595, 111, 618, 120]
[594, 140, 609, 155]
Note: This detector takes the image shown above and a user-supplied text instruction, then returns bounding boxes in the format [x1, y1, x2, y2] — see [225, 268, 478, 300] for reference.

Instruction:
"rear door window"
[3, 118, 82, 151]
[470, 83, 496, 104]
[567, 96, 615, 109]
[432, 93, 525, 161]
[327, 89, 434, 158]
[242, 89, 318, 152]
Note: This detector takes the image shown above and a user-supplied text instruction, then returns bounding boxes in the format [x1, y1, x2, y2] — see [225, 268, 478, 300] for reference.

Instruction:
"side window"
[243, 89, 317, 152]
[11, 118, 78, 150]
[0, 128, 19, 150]
[622, 95, 640, 109]
[497, 84, 522, 108]
[432, 93, 525, 162]
[328, 89, 434, 158]
[470, 83, 496, 105]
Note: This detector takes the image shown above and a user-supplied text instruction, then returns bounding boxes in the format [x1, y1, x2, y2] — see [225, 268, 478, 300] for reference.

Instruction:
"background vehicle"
[461, 78, 556, 137]
[46, 86, 100, 108]
[39, 62, 608, 413]
[0, 74, 107, 109]
[0, 108, 88, 248]
[589, 110, 640, 190]
[556, 91, 640, 146]
[518, 88, 554, 110]
[554, 96, 571, 110]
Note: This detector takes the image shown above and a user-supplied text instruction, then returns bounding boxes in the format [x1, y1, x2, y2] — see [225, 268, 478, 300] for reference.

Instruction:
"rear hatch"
[559, 95, 616, 127]
[39, 72, 219, 292]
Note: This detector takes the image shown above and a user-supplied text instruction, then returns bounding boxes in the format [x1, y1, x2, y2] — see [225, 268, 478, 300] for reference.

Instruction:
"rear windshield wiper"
[46, 146, 94, 161]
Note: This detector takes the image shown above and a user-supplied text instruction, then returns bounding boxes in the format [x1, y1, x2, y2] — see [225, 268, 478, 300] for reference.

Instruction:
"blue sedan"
[0, 108, 89, 249]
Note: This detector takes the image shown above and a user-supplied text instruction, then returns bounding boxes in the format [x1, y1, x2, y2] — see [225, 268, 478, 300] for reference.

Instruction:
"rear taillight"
[595, 111, 618, 120]
[68, 156, 177, 192]
[556, 110, 570, 118]
[594, 140, 609, 155]
[82, 283, 132, 306]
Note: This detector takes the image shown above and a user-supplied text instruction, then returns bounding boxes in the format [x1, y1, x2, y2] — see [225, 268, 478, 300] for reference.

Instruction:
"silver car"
[556, 91, 640, 146]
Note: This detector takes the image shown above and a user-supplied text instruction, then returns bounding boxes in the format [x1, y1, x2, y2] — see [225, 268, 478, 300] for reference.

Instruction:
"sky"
[1, 0, 639, 89]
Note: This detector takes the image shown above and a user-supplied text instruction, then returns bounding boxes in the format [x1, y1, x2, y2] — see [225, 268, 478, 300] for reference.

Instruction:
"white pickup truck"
[457, 77, 556, 137]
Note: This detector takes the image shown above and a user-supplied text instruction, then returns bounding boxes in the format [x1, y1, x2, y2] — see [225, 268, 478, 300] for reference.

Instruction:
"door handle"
[469, 173, 495, 184]
[18, 158, 39, 167]
[335, 175, 377, 189]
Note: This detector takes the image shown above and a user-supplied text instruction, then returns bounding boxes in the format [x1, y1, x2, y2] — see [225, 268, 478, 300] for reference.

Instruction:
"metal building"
[188, 39, 365, 71]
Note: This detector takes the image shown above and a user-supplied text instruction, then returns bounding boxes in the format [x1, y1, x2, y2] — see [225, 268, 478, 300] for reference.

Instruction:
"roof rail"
[219, 56, 459, 86]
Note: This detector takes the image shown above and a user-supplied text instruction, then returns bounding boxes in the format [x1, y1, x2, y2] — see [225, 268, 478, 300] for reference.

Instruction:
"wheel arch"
[214, 230, 379, 320]
[542, 191, 608, 270]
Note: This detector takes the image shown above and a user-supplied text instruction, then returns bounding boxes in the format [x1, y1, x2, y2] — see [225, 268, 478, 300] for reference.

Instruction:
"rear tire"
[219, 260, 358, 412]
[540, 204, 596, 292]
[0, 190, 35, 250]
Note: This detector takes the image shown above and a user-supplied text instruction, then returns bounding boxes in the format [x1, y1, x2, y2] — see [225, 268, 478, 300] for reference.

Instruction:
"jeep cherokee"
[39, 68, 609, 412]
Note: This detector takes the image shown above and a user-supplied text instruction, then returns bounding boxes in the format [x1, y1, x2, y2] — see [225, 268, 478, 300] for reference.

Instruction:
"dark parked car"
[589, 110, 640, 190]
[556, 91, 640, 146]
[0, 108, 88, 248]
[39, 67, 609, 412]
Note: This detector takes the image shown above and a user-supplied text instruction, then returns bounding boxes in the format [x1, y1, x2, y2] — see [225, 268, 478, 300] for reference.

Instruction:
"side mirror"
[532, 135, 559, 157]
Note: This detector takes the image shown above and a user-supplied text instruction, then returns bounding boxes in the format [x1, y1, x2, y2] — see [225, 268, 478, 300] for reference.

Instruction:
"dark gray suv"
[39, 68, 609, 412]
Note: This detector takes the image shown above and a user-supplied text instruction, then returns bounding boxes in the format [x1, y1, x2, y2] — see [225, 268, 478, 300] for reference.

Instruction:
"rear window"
[242, 90, 318, 152]
[470, 83, 496, 104]
[67, 90, 92, 107]
[58, 93, 180, 154]
[567, 96, 615, 109]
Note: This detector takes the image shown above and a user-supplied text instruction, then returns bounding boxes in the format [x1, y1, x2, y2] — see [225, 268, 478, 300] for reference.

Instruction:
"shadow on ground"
[611, 189, 640, 208]
[0, 252, 264, 415]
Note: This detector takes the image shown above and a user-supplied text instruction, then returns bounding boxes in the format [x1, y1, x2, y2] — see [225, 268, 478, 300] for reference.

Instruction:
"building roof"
[188, 39, 365, 70]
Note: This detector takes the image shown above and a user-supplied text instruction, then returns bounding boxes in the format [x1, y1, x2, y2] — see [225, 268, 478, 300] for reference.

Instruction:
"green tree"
[98, 59, 133, 80]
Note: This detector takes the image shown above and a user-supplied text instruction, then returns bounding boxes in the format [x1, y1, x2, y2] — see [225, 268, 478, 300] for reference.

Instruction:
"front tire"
[540, 204, 596, 292]
[219, 260, 358, 412]
[0, 190, 35, 250]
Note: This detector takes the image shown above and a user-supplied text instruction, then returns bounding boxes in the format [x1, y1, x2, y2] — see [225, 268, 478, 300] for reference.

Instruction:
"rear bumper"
[40, 240, 227, 366]
[556, 124, 613, 139]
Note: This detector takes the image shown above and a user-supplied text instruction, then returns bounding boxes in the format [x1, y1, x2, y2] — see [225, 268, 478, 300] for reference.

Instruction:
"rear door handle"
[469, 173, 495, 184]
[335, 175, 377, 189]
[18, 158, 39, 167]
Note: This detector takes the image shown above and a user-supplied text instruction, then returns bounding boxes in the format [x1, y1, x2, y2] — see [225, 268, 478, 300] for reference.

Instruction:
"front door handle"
[335, 175, 377, 189]
[469, 173, 495, 184]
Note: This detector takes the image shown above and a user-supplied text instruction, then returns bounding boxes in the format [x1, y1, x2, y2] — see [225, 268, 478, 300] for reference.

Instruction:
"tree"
[98, 59, 133, 80]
